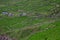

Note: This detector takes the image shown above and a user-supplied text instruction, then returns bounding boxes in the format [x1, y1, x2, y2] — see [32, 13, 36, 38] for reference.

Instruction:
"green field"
[0, 0, 59, 14]
[0, 0, 60, 40]
[28, 20, 60, 40]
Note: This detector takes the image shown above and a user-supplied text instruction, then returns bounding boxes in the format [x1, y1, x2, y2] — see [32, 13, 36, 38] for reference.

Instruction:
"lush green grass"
[0, 0, 59, 14]
[28, 20, 60, 40]
[0, 0, 60, 40]
[0, 16, 48, 34]
[0, 16, 55, 40]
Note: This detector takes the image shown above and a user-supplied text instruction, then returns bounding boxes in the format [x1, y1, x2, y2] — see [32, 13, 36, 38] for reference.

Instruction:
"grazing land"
[0, 0, 60, 40]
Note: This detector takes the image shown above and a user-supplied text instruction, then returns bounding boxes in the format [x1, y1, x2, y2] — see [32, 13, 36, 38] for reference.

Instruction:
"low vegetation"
[0, 0, 60, 40]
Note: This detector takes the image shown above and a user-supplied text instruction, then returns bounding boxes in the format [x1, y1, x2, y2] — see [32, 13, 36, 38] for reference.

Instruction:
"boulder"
[2, 12, 8, 15]
[8, 13, 14, 17]
[19, 13, 27, 16]
[0, 35, 12, 40]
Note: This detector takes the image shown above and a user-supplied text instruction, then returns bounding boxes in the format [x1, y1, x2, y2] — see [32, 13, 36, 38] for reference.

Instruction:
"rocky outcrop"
[0, 34, 12, 40]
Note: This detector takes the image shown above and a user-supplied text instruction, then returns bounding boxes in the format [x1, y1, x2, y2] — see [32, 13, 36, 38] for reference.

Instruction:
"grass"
[0, 0, 60, 40]
[0, 0, 59, 14]
[0, 16, 48, 34]
[27, 20, 60, 40]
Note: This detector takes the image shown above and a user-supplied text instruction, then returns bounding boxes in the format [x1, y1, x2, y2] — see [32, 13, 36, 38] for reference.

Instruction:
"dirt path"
[0, 18, 59, 40]
[0, 19, 56, 40]
[0, 19, 55, 35]
[22, 23, 56, 40]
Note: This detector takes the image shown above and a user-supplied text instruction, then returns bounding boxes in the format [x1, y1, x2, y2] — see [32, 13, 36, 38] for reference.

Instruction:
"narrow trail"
[27, 26, 55, 40]
[16, 20, 55, 39]
[7, 17, 42, 30]
[0, 19, 56, 40]
[21, 20, 55, 30]
[0, 19, 55, 35]
[21, 23, 56, 40]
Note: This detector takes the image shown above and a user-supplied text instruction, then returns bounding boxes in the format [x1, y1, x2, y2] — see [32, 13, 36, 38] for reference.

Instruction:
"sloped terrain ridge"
[0, 0, 60, 40]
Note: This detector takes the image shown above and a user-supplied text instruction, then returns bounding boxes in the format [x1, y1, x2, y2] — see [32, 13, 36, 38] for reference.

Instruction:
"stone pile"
[0, 35, 12, 40]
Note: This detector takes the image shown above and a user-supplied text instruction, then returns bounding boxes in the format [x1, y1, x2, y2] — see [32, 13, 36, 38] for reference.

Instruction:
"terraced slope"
[0, 17, 56, 40]
[0, 0, 60, 40]
[27, 19, 60, 40]
[0, 0, 60, 14]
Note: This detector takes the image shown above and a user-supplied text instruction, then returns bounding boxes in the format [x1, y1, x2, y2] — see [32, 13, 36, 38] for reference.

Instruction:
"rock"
[2, 12, 8, 15]
[19, 13, 27, 16]
[22, 13, 27, 16]
[56, 4, 60, 7]
[0, 35, 12, 40]
[8, 13, 14, 17]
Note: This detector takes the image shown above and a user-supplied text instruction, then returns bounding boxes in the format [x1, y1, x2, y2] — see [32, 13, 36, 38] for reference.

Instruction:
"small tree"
[45, 37, 48, 40]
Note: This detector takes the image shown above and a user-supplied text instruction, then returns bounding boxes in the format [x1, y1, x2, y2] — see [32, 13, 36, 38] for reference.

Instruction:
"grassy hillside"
[28, 20, 60, 40]
[0, 0, 60, 14]
[0, 0, 60, 40]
